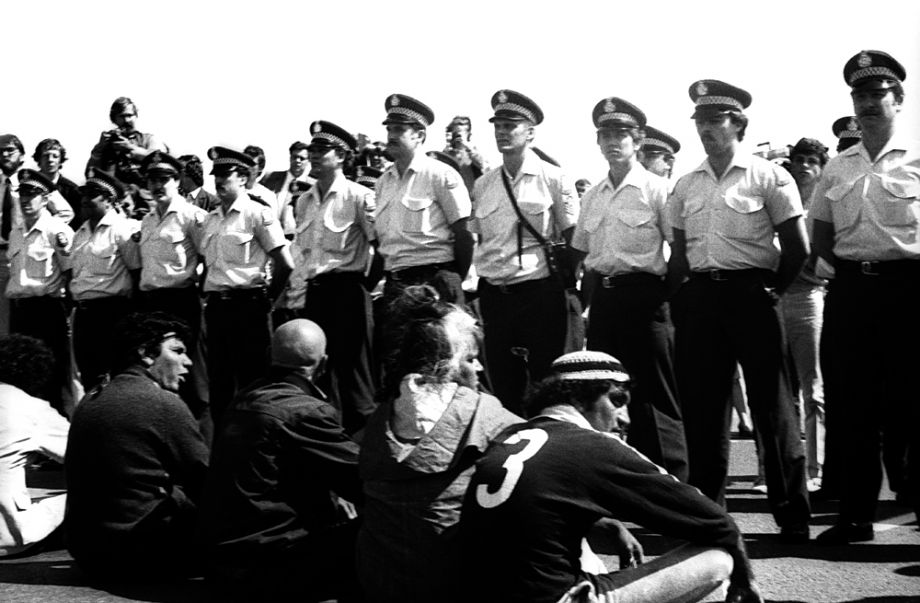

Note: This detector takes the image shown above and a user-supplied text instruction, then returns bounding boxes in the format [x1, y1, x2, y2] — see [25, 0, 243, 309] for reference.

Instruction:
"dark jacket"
[199, 367, 361, 562]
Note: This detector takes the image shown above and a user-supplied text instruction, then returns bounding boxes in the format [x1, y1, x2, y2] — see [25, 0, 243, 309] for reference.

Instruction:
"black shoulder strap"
[501, 169, 549, 246]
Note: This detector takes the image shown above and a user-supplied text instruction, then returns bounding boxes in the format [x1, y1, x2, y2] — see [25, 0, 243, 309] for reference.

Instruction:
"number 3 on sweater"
[475, 429, 548, 508]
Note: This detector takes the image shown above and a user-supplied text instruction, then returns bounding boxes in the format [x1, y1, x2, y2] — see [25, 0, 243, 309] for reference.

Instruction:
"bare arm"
[666, 228, 690, 298]
[774, 216, 809, 295]
[268, 245, 294, 302]
[451, 217, 474, 280]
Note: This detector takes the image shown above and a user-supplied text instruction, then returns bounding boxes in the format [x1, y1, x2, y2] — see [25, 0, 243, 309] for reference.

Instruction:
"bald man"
[199, 319, 364, 602]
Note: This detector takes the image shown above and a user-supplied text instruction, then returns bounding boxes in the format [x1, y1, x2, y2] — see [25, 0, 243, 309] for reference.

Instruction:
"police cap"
[844, 50, 905, 90]
[689, 79, 752, 118]
[641, 126, 681, 155]
[489, 89, 544, 125]
[308, 121, 357, 153]
[592, 97, 646, 130]
[382, 94, 434, 128]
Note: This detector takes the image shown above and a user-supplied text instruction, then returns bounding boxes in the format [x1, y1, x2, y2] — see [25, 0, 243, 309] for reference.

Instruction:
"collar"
[690, 148, 753, 178]
[602, 161, 648, 193]
[310, 172, 347, 203]
[224, 192, 252, 215]
[23, 208, 53, 234]
[852, 131, 914, 163]
[267, 365, 326, 400]
[534, 403, 595, 431]
[97, 208, 121, 228]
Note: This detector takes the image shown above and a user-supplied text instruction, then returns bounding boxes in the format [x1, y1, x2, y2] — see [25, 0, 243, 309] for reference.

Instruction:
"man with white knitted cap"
[460, 350, 763, 603]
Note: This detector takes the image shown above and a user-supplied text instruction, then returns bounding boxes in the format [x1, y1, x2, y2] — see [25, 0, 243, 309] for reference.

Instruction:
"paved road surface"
[1, 438, 917, 602]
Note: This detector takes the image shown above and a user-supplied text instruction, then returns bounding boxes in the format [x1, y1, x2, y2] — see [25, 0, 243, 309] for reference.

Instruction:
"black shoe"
[816, 522, 874, 544]
[778, 522, 810, 543]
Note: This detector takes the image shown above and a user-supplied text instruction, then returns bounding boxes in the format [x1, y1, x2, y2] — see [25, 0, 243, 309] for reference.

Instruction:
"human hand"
[593, 518, 644, 569]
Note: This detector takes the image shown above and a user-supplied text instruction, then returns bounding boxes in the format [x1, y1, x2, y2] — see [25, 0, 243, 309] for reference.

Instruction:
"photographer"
[442, 115, 488, 190]
[85, 97, 167, 189]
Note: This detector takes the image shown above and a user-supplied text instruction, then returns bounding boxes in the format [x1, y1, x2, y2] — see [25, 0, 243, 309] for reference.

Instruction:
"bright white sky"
[5, 0, 919, 186]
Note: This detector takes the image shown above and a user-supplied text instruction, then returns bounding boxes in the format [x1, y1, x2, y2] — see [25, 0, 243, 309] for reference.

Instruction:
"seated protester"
[199, 319, 363, 603]
[0, 335, 69, 556]
[460, 351, 764, 603]
[64, 312, 208, 581]
[356, 285, 521, 603]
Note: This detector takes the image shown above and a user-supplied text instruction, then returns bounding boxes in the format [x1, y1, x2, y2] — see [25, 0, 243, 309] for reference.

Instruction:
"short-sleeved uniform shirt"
[669, 153, 803, 271]
[809, 135, 920, 261]
[293, 174, 376, 280]
[572, 165, 669, 277]
[6, 210, 73, 298]
[460, 404, 742, 603]
[138, 196, 208, 291]
[199, 194, 287, 292]
[69, 209, 141, 301]
[374, 153, 471, 271]
[471, 149, 578, 285]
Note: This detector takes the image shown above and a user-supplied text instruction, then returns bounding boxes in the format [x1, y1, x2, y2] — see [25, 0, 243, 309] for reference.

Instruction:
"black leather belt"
[308, 272, 364, 286]
[206, 287, 267, 302]
[74, 296, 130, 310]
[690, 268, 772, 282]
[481, 276, 555, 295]
[385, 262, 456, 282]
[599, 272, 663, 288]
[836, 259, 920, 277]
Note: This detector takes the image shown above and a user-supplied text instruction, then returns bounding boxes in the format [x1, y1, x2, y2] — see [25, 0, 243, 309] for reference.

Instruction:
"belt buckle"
[710, 270, 727, 282]
[601, 275, 615, 288]
[860, 261, 878, 276]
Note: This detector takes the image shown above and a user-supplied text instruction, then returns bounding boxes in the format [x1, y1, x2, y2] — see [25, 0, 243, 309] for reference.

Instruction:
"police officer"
[571, 97, 687, 480]
[374, 93, 473, 307]
[68, 169, 141, 391]
[810, 50, 919, 544]
[292, 120, 377, 434]
[137, 151, 210, 433]
[472, 89, 578, 414]
[200, 146, 293, 424]
[831, 116, 862, 153]
[6, 169, 74, 411]
[667, 79, 811, 541]
[639, 126, 681, 179]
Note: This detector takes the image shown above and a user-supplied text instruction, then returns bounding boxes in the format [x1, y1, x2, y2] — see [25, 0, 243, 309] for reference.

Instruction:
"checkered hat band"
[848, 66, 899, 85]
[598, 113, 638, 125]
[557, 369, 628, 382]
[642, 138, 675, 154]
[212, 157, 245, 167]
[20, 179, 49, 193]
[839, 130, 862, 139]
[86, 179, 117, 198]
[356, 176, 376, 186]
[696, 95, 743, 110]
[494, 102, 536, 122]
[388, 106, 427, 125]
[313, 132, 349, 149]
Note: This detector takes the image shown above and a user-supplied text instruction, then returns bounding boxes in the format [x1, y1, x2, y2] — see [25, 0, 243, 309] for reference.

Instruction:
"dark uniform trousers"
[671, 270, 809, 527]
[9, 296, 72, 412]
[205, 289, 271, 428]
[478, 276, 567, 415]
[587, 273, 688, 482]
[73, 296, 134, 391]
[821, 260, 920, 524]
[140, 286, 212, 443]
[301, 272, 377, 435]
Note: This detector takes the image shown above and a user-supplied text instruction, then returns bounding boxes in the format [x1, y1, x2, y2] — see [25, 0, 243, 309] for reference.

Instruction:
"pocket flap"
[724, 193, 764, 214]
[401, 196, 433, 212]
[616, 209, 654, 228]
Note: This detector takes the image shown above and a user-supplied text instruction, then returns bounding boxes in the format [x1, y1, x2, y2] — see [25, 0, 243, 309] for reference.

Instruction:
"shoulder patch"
[260, 207, 276, 226]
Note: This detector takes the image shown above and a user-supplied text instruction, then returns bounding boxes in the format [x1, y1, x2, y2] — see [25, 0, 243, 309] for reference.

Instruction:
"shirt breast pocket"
[159, 227, 187, 266]
[517, 199, 550, 238]
[721, 192, 767, 239]
[825, 180, 862, 230]
[322, 207, 355, 251]
[25, 247, 54, 279]
[877, 175, 920, 228]
[401, 196, 434, 233]
[613, 209, 656, 253]
[90, 251, 118, 274]
[220, 231, 255, 265]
